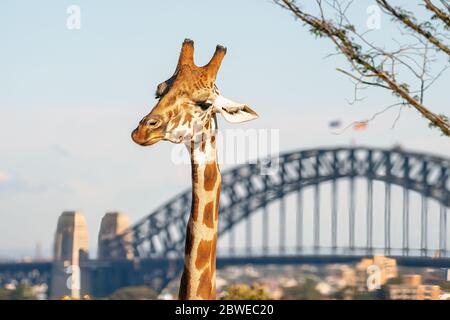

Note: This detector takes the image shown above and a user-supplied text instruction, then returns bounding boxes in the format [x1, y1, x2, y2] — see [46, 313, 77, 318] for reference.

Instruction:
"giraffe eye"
[196, 101, 212, 110]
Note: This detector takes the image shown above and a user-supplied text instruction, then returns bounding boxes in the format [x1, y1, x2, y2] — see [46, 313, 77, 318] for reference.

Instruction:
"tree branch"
[376, 0, 450, 56]
[423, 0, 450, 28]
[274, 0, 450, 136]
[336, 68, 390, 89]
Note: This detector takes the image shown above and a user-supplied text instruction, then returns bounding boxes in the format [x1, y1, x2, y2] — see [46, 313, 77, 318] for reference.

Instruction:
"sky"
[0, 0, 449, 259]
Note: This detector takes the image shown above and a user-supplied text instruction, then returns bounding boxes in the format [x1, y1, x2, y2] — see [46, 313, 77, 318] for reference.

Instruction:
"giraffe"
[131, 39, 258, 300]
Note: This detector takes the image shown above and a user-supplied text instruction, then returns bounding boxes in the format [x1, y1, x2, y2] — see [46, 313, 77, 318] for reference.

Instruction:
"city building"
[325, 264, 356, 290]
[355, 255, 398, 291]
[389, 274, 441, 300]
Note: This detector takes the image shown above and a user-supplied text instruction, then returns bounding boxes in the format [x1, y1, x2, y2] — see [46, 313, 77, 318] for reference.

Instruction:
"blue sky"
[0, 0, 448, 259]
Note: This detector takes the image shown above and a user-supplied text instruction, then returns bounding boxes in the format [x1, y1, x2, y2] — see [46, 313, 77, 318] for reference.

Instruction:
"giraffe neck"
[179, 118, 221, 300]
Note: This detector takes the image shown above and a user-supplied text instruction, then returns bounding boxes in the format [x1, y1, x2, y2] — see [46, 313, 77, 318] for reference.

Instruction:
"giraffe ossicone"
[132, 39, 258, 300]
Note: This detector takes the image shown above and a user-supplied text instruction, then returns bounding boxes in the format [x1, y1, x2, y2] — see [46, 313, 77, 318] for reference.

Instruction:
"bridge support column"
[367, 179, 373, 251]
[314, 184, 320, 251]
[421, 196, 428, 256]
[403, 189, 410, 255]
[385, 152, 392, 256]
[280, 197, 286, 254]
[98, 212, 133, 260]
[262, 203, 269, 255]
[50, 211, 90, 299]
[440, 205, 447, 256]
[246, 206, 252, 255]
[384, 183, 391, 255]
[349, 178, 355, 250]
[331, 180, 337, 251]
[297, 157, 303, 253]
[297, 189, 303, 252]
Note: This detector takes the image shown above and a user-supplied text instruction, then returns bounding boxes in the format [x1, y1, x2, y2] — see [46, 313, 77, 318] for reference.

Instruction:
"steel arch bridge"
[104, 146, 450, 260]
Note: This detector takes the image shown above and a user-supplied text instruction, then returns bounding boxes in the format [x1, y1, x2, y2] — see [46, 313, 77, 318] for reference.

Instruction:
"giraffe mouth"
[131, 129, 164, 146]
[137, 135, 164, 146]
[141, 136, 163, 146]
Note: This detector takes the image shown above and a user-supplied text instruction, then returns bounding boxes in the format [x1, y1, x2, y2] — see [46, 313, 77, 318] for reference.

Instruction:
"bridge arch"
[104, 146, 450, 259]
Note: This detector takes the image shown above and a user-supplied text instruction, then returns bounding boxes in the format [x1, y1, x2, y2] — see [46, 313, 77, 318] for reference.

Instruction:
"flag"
[328, 120, 342, 128]
[353, 121, 368, 131]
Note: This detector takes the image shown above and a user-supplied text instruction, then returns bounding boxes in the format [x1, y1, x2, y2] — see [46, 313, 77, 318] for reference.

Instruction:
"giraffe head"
[131, 39, 258, 147]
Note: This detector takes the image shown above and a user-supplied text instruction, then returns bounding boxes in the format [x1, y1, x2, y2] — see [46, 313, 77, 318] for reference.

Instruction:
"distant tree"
[282, 278, 322, 300]
[332, 286, 353, 300]
[374, 277, 403, 300]
[439, 281, 450, 291]
[352, 289, 378, 300]
[0, 284, 36, 300]
[108, 286, 158, 300]
[385, 277, 403, 285]
[274, 0, 450, 136]
[221, 283, 274, 300]
[332, 286, 381, 300]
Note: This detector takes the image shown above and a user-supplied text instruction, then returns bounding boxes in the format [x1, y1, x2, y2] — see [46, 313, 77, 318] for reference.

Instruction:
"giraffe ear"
[213, 95, 258, 123]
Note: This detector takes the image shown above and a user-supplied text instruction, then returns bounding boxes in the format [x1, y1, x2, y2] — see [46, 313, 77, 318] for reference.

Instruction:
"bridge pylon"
[50, 211, 90, 299]
[98, 212, 133, 260]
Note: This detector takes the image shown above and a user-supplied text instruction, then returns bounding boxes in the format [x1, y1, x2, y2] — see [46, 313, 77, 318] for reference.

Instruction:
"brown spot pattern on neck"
[204, 162, 218, 191]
